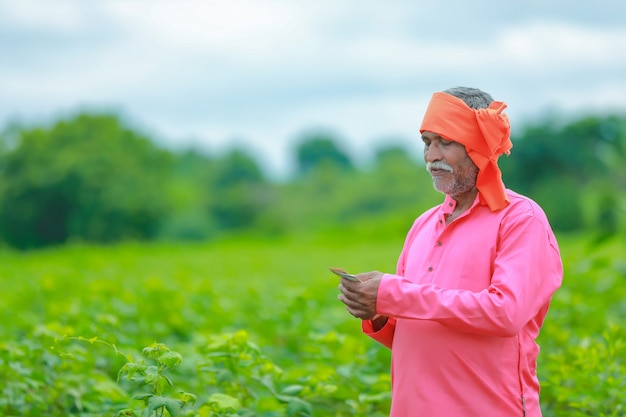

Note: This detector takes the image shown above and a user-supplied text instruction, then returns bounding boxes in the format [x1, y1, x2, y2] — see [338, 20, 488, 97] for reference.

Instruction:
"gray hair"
[443, 87, 494, 110]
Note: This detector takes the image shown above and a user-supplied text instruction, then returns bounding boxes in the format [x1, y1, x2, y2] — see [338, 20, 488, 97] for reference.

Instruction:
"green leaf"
[207, 393, 242, 411]
[159, 350, 183, 368]
[134, 394, 186, 417]
[281, 385, 305, 396]
[286, 398, 312, 417]
[179, 391, 197, 405]
[216, 368, 234, 384]
[142, 342, 170, 359]
[114, 409, 140, 417]
[256, 374, 277, 394]
[117, 360, 147, 382]
[134, 393, 153, 402]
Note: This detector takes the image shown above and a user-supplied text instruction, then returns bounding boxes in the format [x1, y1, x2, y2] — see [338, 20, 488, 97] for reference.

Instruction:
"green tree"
[500, 115, 626, 233]
[0, 113, 172, 249]
[159, 149, 217, 241]
[293, 132, 353, 177]
[208, 149, 273, 231]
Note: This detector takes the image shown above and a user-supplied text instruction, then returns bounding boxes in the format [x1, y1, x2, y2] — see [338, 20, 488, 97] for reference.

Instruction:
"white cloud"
[0, 0, 90, 32]
[1, 0, 626, 177]
[104, 0, 301, 49]
[496, 20, 626, 71]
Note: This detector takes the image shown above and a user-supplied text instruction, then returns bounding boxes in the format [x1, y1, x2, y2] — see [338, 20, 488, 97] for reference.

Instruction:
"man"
[338, 87, 563, 416]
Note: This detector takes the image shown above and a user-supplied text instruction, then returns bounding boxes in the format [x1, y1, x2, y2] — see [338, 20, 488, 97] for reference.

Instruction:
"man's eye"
[441, 140, 452, 146]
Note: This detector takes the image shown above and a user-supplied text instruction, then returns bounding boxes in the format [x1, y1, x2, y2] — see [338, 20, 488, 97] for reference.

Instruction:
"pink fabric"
[363, 190, 562, 416]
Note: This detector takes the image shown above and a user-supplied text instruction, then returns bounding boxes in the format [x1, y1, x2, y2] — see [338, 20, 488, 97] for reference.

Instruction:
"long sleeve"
[362, 317, 396, 349]
[376, 212, 562, 337]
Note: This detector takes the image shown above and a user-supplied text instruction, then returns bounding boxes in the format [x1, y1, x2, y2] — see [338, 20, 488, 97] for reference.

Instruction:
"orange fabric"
[420, 92, 513, 211]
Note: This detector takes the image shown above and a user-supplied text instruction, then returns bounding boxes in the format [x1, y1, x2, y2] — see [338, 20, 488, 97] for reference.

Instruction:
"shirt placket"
[426, 209, 450, 281]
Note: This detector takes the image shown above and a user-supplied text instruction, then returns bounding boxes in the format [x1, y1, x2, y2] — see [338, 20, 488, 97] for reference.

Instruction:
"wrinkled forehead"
[421, 130, 462, 145]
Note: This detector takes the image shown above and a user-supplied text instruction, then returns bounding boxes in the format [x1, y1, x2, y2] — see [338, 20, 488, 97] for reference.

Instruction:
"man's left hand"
[337, 271, 384, 320]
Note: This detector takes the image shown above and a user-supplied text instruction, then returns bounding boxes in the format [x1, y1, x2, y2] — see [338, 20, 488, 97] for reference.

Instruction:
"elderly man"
[338, 87, 563, 416]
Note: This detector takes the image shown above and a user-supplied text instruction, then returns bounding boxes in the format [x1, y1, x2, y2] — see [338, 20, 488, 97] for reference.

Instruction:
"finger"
[337, 293, 362, 309]
[340, 276, 362, 288]
[338, 283, 361, 300]
[339, 289, 364, 307]
[338, 293, 356, 306]
[338, 294, 360, 317]
[344, 304, 370, 319]
[339, 297, 372, 318]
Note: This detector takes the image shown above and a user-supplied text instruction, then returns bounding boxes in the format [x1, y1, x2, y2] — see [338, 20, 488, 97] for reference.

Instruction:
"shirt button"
[438, 219, 443, 224]
[427, 267, 433, 272]
[437, 241, 443, 246]
[449, 203, 453, 207]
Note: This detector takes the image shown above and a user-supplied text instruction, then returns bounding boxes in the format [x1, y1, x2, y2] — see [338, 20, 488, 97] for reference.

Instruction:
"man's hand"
[337, 270, 384, 320]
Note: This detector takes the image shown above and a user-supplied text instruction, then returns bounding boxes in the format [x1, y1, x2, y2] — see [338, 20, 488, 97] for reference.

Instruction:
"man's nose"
[425, 143, 442, 163]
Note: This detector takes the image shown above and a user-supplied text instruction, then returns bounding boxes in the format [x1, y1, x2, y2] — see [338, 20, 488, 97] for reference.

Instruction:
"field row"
[0, 234, 624, 416]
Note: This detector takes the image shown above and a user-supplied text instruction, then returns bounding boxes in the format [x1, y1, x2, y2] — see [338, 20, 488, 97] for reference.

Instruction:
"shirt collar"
[441, 193, 482, 216]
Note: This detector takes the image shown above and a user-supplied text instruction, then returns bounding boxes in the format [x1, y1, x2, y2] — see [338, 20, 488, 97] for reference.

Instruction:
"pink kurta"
[363, 190, 563, 416]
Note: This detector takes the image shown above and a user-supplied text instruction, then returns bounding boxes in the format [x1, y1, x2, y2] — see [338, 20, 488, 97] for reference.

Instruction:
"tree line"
[0, 111, 624, 249]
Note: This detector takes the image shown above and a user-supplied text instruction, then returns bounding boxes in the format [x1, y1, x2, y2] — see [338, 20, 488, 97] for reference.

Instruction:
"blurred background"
[1, 3, 625, 415]
[1, 0, 625, 249]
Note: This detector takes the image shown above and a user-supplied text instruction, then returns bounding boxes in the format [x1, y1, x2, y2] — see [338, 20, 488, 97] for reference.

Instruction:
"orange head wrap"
[420, 92, 513, 212]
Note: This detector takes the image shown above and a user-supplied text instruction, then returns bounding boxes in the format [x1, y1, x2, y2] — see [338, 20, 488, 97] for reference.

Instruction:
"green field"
[1, 233, 624, 416]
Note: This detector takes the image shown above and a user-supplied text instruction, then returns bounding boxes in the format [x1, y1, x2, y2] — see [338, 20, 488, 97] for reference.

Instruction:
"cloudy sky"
[1, 0, 625, 177]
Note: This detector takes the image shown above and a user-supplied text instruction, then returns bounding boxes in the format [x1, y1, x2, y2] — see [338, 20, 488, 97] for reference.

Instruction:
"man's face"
[421, 131, 479, 197]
